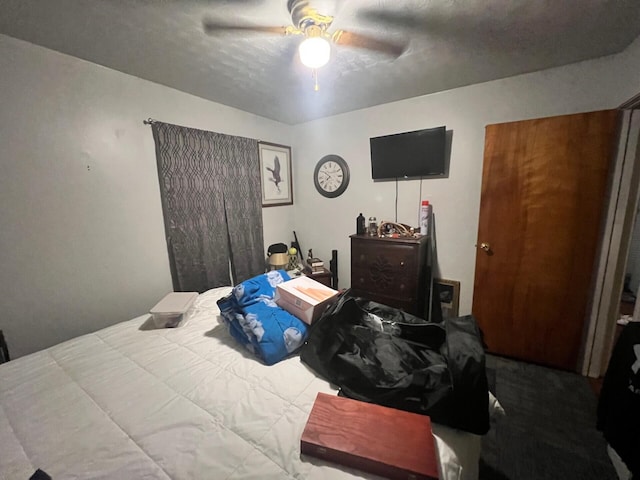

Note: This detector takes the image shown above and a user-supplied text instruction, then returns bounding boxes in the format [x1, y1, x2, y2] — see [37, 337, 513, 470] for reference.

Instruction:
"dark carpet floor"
[479, 355, 617, 480]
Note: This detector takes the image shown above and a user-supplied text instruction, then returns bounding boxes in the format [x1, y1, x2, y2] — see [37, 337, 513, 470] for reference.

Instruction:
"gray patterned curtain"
[151, 122, 265, 292]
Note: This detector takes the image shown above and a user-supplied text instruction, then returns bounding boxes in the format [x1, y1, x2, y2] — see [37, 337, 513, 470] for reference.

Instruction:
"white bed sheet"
[0, 288, 481, 480]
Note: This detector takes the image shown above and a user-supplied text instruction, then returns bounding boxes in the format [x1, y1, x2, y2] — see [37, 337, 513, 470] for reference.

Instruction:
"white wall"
[0, 34, 292, 358]
[291, 35, 640, 316]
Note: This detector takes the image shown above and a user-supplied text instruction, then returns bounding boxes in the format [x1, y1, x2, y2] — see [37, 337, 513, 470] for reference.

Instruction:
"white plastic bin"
[150, 292, 198, 328]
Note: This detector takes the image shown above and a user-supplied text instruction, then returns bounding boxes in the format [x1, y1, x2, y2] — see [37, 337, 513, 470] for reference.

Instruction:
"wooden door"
[472, 110, 619, 371]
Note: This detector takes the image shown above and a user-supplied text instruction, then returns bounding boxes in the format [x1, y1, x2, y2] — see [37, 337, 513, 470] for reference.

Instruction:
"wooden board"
[300, 393, 438, 480]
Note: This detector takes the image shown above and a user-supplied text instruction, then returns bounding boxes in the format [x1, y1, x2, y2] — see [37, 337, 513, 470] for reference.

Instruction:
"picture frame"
[258, 141, 293, 207]
[434, 279, 460, 319]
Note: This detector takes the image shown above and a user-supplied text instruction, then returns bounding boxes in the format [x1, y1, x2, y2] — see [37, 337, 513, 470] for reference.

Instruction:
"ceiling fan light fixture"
[298, 36, 331, 69]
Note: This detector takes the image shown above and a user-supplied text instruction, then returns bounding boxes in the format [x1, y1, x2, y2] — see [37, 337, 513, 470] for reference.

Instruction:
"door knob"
[480, 242, 491, 252]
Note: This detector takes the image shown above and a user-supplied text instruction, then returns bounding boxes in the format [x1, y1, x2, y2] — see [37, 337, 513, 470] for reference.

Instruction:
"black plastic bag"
[301, 291, 490, 435]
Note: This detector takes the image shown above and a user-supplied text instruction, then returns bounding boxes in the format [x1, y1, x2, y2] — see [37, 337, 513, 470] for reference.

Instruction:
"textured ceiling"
[1, 0, 639, 124]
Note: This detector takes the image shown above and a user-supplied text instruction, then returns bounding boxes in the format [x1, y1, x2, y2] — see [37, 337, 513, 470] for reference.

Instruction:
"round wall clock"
[313, 154, 350, 198]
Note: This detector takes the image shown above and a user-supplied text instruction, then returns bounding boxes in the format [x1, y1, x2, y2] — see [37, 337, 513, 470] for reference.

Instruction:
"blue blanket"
[217, 270, 308, 365]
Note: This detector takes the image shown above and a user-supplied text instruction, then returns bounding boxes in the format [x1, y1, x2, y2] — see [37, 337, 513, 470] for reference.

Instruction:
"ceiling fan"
[203, 0, 408, 90]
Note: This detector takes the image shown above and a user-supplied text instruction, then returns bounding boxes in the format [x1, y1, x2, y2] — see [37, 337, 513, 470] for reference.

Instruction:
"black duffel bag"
[300, 291, 490, 435]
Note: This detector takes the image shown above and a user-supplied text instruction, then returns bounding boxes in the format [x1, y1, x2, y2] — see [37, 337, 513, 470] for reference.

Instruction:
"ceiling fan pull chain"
[313, 69, 319, 92]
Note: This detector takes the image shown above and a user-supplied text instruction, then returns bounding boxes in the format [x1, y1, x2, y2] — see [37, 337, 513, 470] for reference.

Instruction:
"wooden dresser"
[350, 234, 432, 319]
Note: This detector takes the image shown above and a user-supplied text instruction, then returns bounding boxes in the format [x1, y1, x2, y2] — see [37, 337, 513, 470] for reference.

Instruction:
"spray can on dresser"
[420, 200, 432, 235]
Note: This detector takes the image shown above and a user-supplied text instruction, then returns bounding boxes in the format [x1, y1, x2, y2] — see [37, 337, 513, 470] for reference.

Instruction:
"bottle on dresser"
[368, 217, 377, 236]
[357, 213, 366, 235]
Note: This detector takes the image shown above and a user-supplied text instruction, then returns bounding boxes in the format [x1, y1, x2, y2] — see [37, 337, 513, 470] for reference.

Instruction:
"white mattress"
[0, 287, 481, 480]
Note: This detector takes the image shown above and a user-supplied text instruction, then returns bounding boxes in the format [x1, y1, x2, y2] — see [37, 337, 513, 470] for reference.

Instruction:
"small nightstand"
[303, 266, 333, 288]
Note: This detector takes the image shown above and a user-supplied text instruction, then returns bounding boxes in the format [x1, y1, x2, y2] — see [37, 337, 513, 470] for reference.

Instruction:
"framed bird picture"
[258, 141, 293, 207]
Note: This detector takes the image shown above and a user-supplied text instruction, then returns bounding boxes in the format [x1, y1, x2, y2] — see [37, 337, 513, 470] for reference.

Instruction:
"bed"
[0, 287, 483, 480]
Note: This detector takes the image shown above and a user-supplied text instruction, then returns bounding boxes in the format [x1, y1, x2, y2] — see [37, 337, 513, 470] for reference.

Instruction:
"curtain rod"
[143, 118, 157, 125]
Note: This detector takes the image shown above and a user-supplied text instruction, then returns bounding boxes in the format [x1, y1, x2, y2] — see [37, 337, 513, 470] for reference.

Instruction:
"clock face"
[314, 155, 350, 198]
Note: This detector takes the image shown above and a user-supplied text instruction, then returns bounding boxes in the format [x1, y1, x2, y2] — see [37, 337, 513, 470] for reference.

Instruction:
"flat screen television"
[370, 126, 446, 180]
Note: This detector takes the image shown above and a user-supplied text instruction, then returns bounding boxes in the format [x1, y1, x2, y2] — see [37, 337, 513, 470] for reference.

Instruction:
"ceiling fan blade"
[203, 18, 289, 36]
[357, 9, 425, 31]
[331, 29, 407, 57]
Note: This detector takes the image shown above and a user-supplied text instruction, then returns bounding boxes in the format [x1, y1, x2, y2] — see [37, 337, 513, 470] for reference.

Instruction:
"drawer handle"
[400, 261, 405, 267]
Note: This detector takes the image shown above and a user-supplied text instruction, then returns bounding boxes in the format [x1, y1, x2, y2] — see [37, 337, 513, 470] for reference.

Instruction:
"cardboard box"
[275, 276, 339, 325]
[301, 393, 439, 480]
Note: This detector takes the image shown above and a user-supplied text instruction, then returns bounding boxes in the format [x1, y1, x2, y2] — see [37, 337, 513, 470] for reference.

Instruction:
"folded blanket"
[217, 270, 308, 365]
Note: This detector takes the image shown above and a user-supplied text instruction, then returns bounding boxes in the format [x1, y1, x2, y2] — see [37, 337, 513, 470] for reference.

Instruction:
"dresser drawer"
[351, 265, 417, 301]
[351, 242, 419, 297]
